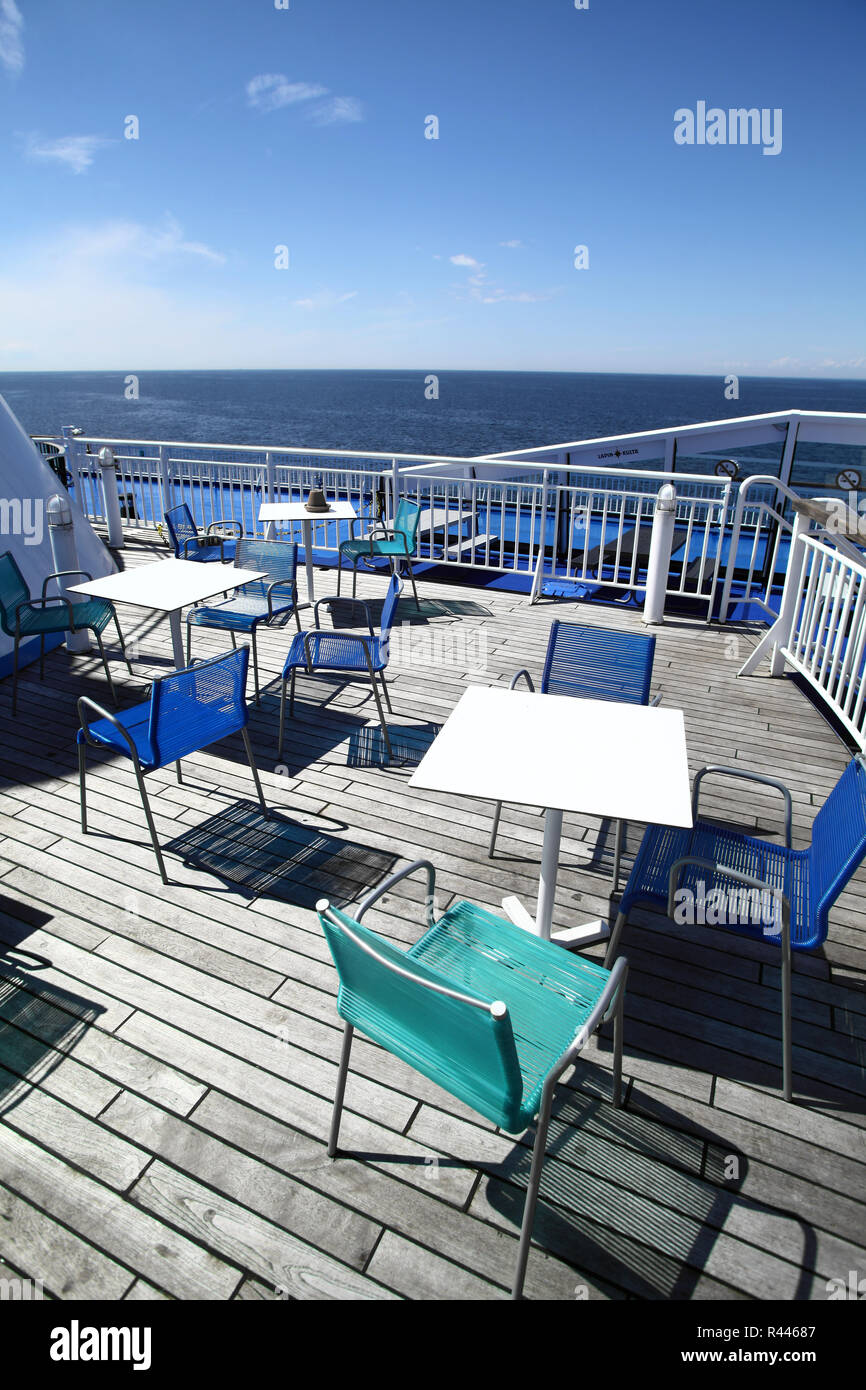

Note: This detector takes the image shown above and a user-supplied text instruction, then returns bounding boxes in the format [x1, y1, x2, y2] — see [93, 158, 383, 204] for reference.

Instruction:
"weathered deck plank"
[0, 532, 864, 1301]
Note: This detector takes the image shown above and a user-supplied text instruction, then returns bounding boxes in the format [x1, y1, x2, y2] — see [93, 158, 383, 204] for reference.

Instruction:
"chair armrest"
[21, 594, 75, 626]
[551, 956, 629, 1075]
[666, 855, 790, 936]
[313, 594, 375, 636]
[180, 536, 201, 558]
[77, 696, 142, 763]
[354, 859, 437, 929]
[509, 668, 535, 692]
[42, 569, 93, 599]
[266, 578, 298, 618]
[649, 693, 662, 707]
[692, 766, 793, 848]
[318, 899, 498, 1012]
[207, 520, 242, 539]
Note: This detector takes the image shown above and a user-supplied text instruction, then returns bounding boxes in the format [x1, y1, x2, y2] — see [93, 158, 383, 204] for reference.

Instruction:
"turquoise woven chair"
[337, 498, 421, 608]
[279, 573, 402, 762]
[0, 550, 131, 716]
[76, 647, 268, 884]
[186, 539, 301, 704]
[164, 503, 240, 563]
[318, 860, 628, 1299]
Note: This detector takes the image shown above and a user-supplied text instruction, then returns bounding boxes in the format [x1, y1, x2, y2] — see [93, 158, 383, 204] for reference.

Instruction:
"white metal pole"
[643, 483, 677, 624]
[98, 447, 125, 548]
[46, 493, 90, 652]
[535, 808, 564, 939]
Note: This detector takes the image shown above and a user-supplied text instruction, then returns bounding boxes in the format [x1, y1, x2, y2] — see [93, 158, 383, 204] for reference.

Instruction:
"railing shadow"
[164, 798, 397, 907]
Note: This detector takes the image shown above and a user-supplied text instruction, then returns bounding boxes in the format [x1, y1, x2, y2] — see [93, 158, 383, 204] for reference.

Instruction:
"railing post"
[391, 457, 400, 516]
[263, 450, 276, 539]
[156, 444, 173, 527]
[61, 426, 88, 515]
[643, 483, 676, 624]
[98, 447, 124, 548]
[46, 493, 90, 652]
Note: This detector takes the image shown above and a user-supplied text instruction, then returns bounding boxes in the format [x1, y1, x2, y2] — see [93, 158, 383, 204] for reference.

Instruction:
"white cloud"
[246, 74, 328, 112]
[0, 0, 23, 74]
[307, 96, 364, 126]
[478, 288, 553, 304]
[293, 289, 358, 310]
[65, 214, 226, 265]
[499, 239, 524, 249]
[450, 253, 482, 268]
[24, 133, 111, 174]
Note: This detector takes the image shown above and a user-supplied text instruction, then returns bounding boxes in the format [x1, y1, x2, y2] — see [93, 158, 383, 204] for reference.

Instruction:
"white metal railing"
[778, 537, 866, 748]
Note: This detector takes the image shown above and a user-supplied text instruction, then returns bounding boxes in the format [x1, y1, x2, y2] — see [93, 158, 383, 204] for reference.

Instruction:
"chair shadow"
[480, 1070, 817, 1299]
[347, 721, 442, 769]
[164, 798, 398, 907]
[0, 950, 106, 1118]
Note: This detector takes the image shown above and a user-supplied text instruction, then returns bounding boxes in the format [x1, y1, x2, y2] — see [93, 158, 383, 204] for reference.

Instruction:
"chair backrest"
[541, 621, 656, 705]
[148, 647, 250, 767]
[394, 499, 422, 549]
[318, 903, 525, 1130]
[233, 538, 298, 595]
[808, 755, 866, 944]
[0, 551, 31, 635]
[164, 504, 199, 559]
[379, 574, 403, 644]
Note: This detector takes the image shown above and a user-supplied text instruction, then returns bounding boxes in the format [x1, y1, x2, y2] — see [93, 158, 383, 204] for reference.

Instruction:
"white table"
[258, 500, 357, 605]
[69, 558, 268, 670]
[410, 685, 692, 943]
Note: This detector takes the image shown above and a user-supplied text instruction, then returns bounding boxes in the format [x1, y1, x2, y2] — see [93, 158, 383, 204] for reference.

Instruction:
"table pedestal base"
[501, 895, 609, 948]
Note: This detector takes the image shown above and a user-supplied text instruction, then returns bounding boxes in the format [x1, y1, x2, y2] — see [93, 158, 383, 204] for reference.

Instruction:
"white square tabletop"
[410, 685, 693, 827]
[258, 501, 357, 522]
[68, 558, 268, 613]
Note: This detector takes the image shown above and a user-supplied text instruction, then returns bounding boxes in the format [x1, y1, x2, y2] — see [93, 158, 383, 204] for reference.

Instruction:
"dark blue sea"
[1, 370, 864, 459]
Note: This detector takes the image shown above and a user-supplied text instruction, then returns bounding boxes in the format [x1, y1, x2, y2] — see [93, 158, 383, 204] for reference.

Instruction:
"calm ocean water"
[1, 370, 865, 459]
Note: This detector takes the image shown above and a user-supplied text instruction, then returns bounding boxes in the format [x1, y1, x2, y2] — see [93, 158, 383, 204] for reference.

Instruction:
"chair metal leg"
[352, 559, 359, 599]
[369, 672, 393, 761]
[379, 673, 393, 714]
[405, 560, 420, 610]
[612, 818, 624, 894]
[328, 1023, 355, 1157]
[186, 623, 193, 666]
[511, 1080, 555, 1300]
[278, 677, 287, 758]
[95, 630, 119, 707]
[781, 928, 793, 1102]
[230, 630, 238, 649]
[488, 801, 503, 857]
[114, 612, 134, 676]
[79, 743, 88, 832]
[176, 761, 183, 784]
[612, 976, 626, 1107]
[289, 667, 296, 717]
[251, 630, 260, 705]
[242, 727, 269, 819]
[132, 763, 168, 883]
[604, 910, 628, 969]
[39, 634, 45, 680]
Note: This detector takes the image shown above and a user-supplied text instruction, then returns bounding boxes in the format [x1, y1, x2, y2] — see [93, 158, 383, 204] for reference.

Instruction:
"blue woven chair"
[488, 621, 659, 889]
[318, 860, 628, 1300]
[279, 573, 402, 762]
[337, 498, 421, 609]
[164, 503, 240, 563]
[185, 539, 301, 704]
[0, 550, 131, 716]
[604, 756, 866, 1101]
[77, 647, 268, 884]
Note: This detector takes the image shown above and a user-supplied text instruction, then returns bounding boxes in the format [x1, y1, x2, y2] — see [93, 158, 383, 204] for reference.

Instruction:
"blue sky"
[0, 0, 863, 375]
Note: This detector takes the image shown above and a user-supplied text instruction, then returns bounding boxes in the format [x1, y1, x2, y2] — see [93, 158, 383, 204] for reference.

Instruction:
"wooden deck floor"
[0, 534, 864, 1301]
